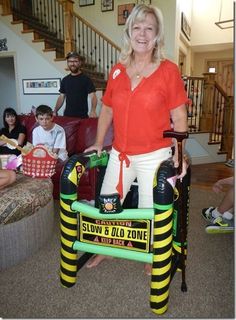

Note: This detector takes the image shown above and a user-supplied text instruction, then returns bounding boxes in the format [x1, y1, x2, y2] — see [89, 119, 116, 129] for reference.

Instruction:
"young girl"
[0, 108, 27, 156]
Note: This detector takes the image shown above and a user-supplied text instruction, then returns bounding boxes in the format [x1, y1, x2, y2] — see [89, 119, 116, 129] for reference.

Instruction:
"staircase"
[0, 13, 63, 70]
[11, 5, 64, 59]
[184, 75, 233, 164]
[0, 0, 121, 90]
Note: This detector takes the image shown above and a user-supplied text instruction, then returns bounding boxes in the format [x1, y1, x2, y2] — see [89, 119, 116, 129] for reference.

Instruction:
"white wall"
[0, 20, 64, 115]
[191, 0, 234, 46]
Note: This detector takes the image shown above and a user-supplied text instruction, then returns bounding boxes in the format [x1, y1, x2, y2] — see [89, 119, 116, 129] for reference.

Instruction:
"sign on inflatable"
[59, 130, 190, 315]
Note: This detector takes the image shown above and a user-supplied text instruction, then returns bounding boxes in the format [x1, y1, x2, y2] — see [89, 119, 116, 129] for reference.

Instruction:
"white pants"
[101, 147, 172, 208]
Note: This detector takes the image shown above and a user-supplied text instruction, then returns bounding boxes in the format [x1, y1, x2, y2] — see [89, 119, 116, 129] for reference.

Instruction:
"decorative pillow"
[19, 114, 38, 143]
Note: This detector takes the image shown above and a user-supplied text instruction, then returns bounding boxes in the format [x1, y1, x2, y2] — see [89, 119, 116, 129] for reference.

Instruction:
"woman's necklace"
[134, 65, 145, 79]
[133, 62, 151, 79]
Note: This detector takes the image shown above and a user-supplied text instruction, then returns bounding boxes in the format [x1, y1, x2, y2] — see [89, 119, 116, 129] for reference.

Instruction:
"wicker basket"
[22, 145, 58, 178]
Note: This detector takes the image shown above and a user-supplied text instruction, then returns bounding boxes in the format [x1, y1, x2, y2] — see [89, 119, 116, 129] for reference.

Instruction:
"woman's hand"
[84, 144, 103, 156]
[172, 153, 188, 180]
[88, 110, 97, 118]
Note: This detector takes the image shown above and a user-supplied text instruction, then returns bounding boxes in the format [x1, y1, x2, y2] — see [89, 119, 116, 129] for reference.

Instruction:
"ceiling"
[191, 42, 234, 52]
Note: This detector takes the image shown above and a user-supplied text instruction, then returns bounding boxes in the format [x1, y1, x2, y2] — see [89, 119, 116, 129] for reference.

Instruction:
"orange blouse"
[102, 59, 188, 155]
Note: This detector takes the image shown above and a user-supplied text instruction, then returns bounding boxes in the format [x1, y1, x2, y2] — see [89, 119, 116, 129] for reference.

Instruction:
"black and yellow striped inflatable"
[151, 158, 191, 314]
[59, 131, 190, 315]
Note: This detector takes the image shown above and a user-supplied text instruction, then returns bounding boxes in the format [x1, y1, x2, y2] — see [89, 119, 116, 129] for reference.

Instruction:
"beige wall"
[192, 49, 233, 76]
[154, 0, 178, 62]
[74, 0, 131, 48]
[177, 0, 192, 74]
[74, 0, 233, 75]
[74, 0, 179, 62]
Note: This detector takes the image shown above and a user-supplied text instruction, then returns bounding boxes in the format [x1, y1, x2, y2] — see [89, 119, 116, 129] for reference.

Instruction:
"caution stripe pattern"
[59, 155, 87, 288]
[150, 204, 173, 314]
[150, 159, 176, 315]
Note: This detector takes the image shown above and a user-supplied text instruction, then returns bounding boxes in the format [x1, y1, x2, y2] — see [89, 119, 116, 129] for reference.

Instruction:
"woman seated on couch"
[0, 107, 27, 156]
[0, 169, 16, 190]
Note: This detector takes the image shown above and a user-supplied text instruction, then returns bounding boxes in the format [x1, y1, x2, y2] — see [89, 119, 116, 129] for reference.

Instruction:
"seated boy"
[32, 105, 68, 161]
[0, 169, 16, 189]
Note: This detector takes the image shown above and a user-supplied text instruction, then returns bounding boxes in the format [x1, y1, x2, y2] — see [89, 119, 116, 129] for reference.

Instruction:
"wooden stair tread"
[43, 48, 57, 52]
[32, 39, 45, 43]
[21, 29, 34, 33]
[54, 58, 66, 62]
[217, 150, 227, 155]
[11, 20, 23, 24]
[208, 141, 221, 145]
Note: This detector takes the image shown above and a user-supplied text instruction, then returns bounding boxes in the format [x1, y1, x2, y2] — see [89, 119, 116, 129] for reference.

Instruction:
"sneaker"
[202, 207, 217, 223]
[205, 216, 234, 234]
[225, 159, 234, 168]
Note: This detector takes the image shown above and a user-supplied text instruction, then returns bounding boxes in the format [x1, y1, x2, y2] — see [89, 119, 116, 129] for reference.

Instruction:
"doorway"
[206, 59, 233, 96]
[0, 56, 17, 127]
[178, 50, 186, 76]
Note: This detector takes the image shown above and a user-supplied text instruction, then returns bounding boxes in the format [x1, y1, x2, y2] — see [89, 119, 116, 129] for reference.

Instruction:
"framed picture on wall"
[79, 0, 94, 7]
[136, 0, 151, 4]
[101, 0, 114, 12]
[22, 78, 61, 95]
[118, 4, 135, 25]
[181, 12, 191, 41]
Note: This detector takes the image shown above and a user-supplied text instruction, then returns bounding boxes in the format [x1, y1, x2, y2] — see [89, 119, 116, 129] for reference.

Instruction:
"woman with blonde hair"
[85, 4, 188, 273]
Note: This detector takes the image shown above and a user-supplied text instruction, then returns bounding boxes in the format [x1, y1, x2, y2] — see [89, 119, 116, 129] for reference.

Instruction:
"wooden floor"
[191, 162, 234, 190]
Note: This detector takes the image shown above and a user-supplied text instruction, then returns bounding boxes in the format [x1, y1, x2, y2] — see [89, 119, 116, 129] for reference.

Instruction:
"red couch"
[19, 114, 113, 200]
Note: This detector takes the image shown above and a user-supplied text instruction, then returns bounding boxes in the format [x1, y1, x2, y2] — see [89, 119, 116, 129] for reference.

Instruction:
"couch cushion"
[76, 118, 113, 152]
[19, 114, 38, 142]
[76, 118, 98, 152]
[0, 172, 53, 225]
[53, 116, 81, 156]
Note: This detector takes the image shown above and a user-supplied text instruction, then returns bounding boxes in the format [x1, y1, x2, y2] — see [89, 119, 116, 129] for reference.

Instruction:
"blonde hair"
[119, 4, 165, 66]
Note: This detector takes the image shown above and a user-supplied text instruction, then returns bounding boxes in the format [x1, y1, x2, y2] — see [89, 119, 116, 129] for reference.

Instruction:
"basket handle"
[31, 145, 58, 159]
